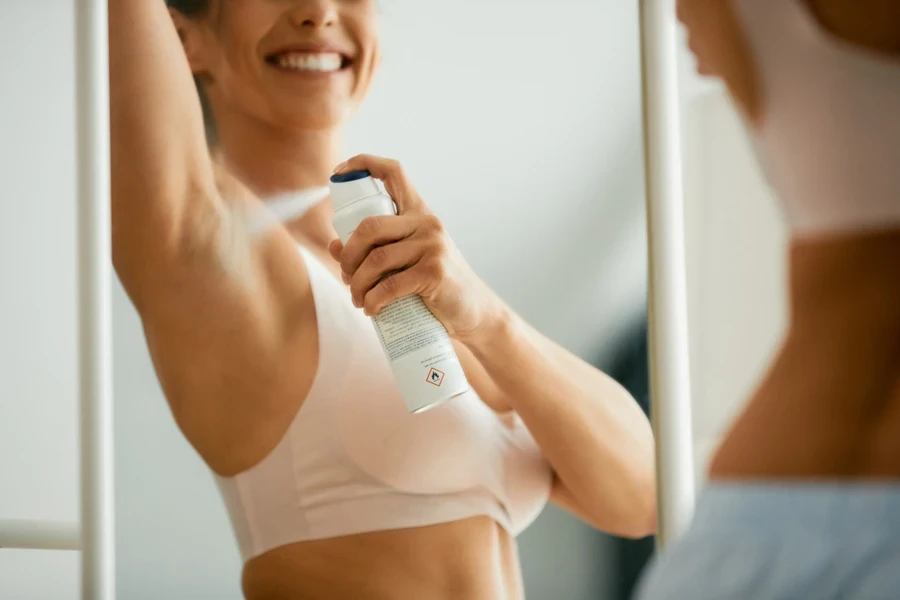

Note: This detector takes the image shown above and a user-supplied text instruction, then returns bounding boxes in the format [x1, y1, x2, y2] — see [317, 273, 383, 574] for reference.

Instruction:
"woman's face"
[176, 0, 380, 133]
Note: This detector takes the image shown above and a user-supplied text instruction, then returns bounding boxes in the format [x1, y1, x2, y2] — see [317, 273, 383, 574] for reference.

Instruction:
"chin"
[272, 101, 353, 133]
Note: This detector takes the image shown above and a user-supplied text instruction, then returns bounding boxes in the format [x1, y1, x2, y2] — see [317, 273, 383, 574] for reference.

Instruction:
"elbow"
[613, 426, 658, 539]
[619, 499, 658, 540]
[616, 465, 658, 540]
[617, 486, 658, 540]
[579, 472, 657, 539]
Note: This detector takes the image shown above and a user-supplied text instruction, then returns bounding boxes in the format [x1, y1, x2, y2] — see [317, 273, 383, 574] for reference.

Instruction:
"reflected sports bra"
[215, 247, 552, 562]
[734, 0, 900, 238]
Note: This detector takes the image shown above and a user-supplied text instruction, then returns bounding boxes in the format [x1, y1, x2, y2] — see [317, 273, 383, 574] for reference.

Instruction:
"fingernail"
[333, 161, 347, 173]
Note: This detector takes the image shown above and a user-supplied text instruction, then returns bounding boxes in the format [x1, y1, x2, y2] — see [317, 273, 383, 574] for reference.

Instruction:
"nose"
[287, 0, 338, 29]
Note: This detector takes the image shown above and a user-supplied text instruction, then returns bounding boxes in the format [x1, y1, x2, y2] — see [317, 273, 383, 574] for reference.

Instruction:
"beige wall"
[681, 84, 790, 488]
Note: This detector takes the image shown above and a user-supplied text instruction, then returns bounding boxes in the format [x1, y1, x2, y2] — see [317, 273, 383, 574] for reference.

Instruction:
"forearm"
[463, 310, 656, 536]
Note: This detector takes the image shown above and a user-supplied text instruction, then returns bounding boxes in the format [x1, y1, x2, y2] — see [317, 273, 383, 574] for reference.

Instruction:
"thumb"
[328, 238, 344, 262]
[333, 154, 425, 215]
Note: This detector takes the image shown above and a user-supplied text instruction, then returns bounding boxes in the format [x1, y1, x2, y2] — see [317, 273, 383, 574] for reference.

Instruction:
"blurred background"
[0, 0, 788, 598]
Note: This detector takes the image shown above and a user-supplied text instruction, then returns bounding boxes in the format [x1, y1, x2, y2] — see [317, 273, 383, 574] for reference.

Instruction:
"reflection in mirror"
[639, 0, 900, 598]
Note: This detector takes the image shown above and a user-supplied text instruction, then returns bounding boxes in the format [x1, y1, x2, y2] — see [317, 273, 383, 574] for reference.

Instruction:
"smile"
[266, 51, 351, 73]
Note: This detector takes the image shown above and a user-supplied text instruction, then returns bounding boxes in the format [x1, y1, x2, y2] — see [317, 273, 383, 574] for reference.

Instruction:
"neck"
[214, 108, 341, 252]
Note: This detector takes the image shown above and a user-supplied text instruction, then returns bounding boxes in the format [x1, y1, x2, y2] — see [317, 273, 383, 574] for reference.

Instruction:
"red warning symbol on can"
[425, 367, 445, 387]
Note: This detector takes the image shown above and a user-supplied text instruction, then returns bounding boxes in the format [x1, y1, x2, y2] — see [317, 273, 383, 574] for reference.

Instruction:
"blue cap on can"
[330, 170, 371, 184]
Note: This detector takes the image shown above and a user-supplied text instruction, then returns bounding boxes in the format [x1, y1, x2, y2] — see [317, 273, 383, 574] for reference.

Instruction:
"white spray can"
[329, 170, 470, 414]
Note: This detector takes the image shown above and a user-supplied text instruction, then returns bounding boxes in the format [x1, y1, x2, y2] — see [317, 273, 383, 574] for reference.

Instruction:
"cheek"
[352, 40, 380, 104]
[343, 5, 381, 93]
[213, 2, 273, 78]
[209, 17, 273, 109]
[353, 50, 378, 104]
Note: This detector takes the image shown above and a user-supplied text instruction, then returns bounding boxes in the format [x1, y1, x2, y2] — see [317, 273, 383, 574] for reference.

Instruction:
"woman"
[110, 1, 656, 598]
[638, 0, 900, 597]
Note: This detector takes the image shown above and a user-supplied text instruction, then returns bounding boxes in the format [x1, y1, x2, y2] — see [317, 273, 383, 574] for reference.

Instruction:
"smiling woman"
[110, 1, 656, 599]
[166, 0, 376, 147]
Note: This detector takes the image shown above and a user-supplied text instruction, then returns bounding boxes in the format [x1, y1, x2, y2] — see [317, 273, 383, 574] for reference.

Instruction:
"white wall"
[1, 1, 647, 599]
[347, 0, 649, 362]
[0, 2, 82, 598]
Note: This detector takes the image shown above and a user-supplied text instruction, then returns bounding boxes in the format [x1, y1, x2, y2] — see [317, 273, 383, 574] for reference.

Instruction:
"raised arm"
[109, 0, 315, 473]
[109, 0, 218, 283]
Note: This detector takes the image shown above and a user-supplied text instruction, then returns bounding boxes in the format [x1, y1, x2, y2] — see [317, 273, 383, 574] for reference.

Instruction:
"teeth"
[275, 52, 343, 72]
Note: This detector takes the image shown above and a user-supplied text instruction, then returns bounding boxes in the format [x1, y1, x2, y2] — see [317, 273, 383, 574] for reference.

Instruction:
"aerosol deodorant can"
[329, 170, 470, 414]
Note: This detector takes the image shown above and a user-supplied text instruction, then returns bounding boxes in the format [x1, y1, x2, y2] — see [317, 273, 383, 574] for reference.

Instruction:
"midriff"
[710, 229, 900, 479]
[241, 516, 523, 600]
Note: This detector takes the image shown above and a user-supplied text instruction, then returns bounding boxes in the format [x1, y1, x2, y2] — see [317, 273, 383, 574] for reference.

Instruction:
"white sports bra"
[734, 0, 900, 238]
[215, 247, 552, 562]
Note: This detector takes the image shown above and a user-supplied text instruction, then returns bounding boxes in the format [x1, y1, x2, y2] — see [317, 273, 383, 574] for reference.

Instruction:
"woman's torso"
[709, 0, 900, 480]
[710, 230, 900, 479]
[201, 235, 548, 599]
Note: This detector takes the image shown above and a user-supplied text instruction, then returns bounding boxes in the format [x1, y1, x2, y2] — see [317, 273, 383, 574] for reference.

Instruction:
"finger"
[349, 240, 425, 308]
[362, 265, 428, 317]
[334, 154, 425, 215]
[328, 238, 344, 263]
[340, 215, 421, 277]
